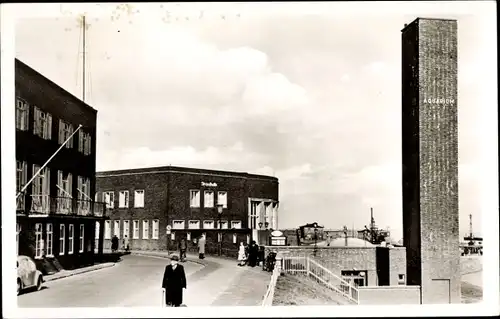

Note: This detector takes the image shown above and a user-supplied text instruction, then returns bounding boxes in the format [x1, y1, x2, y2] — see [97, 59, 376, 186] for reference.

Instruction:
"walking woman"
[237, 242, 246, 266]
[198, 234, 206, 259]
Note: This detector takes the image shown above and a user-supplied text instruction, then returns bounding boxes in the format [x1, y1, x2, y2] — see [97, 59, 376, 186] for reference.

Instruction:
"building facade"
[96, 166, 279, 257]
[15, 59, 106, 273]
[401, 18, 460, 304]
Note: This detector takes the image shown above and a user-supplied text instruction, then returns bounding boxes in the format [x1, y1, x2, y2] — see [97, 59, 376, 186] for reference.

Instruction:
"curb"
[44, 263, 116, 282]
[131, 252, 208, 266]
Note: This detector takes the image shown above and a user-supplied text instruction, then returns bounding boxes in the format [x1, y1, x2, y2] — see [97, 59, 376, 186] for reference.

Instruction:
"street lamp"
[258, 222, 263, 229]
[313, 223, 318, 257]
[216, 204, 223, 256]
[264, 222, 269, 229]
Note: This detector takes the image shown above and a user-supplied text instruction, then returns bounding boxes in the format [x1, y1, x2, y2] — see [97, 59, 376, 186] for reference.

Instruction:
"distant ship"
[460, 214, 482, 256]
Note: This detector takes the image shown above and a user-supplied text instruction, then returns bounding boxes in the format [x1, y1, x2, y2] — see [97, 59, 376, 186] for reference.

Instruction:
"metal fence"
[264, 255, 359, 305]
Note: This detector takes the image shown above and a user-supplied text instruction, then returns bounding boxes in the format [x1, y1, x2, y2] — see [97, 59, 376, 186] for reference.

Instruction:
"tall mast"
[82, 15, 86, 102]
[469, 214, 473, 237]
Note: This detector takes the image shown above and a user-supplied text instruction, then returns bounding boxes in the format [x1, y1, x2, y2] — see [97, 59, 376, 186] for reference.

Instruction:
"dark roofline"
[401, 17, 457, 32]
[15, 58, 97, 113]
[96, 165, 279, 181]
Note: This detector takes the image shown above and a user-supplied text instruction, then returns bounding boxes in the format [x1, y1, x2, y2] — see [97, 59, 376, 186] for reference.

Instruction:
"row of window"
[102, 190, 145, 209]
[171, 220, 242, 230]
[104, 219, 159, 240]
[18, 223, 87, 259]
[16, 97, 92, 155]
[101, 189, 229, 209]
[189, 190, 227, 208]
[16, 161, 91, 212]
[103, 218, 243, 240]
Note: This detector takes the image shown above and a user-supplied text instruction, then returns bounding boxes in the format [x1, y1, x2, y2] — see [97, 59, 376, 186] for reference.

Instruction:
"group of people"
[237, 240, 261, 267]
[110, 234, 130, 253]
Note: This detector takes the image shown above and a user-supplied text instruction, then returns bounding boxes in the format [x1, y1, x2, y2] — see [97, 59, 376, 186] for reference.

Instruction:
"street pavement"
[17, 253, 271, 307]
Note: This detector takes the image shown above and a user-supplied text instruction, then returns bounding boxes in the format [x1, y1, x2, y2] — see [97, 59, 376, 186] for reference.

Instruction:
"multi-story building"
[15, 59, 106, 272]
[401, 18, 460, 304]
[96, 166, 279, 257]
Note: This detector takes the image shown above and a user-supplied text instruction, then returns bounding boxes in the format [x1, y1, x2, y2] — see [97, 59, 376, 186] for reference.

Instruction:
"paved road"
[17, 255, 203, 307]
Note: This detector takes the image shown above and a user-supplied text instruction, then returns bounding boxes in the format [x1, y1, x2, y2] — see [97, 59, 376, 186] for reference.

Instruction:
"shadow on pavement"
[19, 285, 49, 296]
[96, 251, 131, 264]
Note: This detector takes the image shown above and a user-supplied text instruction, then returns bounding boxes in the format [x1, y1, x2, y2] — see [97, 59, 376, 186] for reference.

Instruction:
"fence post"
[306, 256, 310, 276]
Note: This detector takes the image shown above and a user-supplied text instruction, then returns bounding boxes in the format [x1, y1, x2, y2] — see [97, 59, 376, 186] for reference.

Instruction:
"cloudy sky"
[13, 2, 496, 240]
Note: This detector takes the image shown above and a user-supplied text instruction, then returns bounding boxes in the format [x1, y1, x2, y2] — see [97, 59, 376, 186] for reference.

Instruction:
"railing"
[275, 255, 359, 305]
[262, 261, 281, 306]
[23, 195, 105, 217]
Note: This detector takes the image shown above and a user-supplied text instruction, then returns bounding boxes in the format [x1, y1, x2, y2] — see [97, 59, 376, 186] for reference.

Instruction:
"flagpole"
[16, 124, 83, 199]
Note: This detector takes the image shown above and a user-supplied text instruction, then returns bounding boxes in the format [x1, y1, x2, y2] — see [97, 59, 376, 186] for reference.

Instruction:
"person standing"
[248, 241, 258, 267]
[123, 235, 130, 252]
[198, 234, 206, 259]
[179, 238, 187, 262]
[111, 235, 119, 253]
[162, 255, 187, 307]
[237, 242, 246, 266]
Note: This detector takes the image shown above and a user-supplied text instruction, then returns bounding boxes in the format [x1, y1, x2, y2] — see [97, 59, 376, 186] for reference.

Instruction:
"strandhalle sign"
[201, 182, 218, 187]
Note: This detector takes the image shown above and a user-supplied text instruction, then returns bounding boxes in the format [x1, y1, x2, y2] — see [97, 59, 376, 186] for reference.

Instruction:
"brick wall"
[402, 18, 460, 304]
[389, 247, 407, 285]
[358, 286, 421, 305]
[265, 246, 379, 286]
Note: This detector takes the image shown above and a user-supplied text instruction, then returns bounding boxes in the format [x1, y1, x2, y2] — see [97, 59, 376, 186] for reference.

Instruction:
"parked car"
[17, 255, 44, 295]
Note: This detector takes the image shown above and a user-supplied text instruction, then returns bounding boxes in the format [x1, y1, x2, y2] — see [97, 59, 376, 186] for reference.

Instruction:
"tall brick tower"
[401, 18, 460, 304]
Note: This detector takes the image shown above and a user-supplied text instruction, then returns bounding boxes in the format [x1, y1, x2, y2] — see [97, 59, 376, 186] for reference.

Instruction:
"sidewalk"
[44, 262, 115, 282]
[129, 250, 272, 306]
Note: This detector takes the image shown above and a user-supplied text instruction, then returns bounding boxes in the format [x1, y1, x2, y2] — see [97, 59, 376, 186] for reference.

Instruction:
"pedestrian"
[198, 234, 206, 259]
[179, 238, 187, 262]
[162, 255, 187, 307]
[111, 235, 119, 253]
[123, 235, 130, 252]
[248, 241, 258, 267]
[237, 242, 246, 266]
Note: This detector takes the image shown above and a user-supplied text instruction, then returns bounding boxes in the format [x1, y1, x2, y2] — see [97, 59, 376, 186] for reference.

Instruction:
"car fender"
[35, 271, 44, 283]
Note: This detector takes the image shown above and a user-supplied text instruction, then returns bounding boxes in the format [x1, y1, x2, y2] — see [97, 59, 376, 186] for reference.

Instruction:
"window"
[33, 106, 52, 140]
[233, 234, 237, 244]
[57, 170, 73, 214]
[114, 220, 120, 238]
[218, 233, 222, 243]
[219, 220, 228, 230]
[190, 190, 200, 207]
[104, 220, 111, 239]
[231, 220, 242, 229]
[79, 224, 85, 253]
[16, 97, 29, 131]
[133, 220, 139, 239]
[341, 270, 367, 290]
[77, 176, 91, 215]
[123, 220, 130, 239]
[31, 165, 50, 214]
[172, 220, 185, 230]
[95, 221, 100, 239]
[35, 223, 43, 259]
[142, 220, 149, 239]
[119, 191, 129, 208]
[398, 274, 405, 285]
[58, 120, 74, 148]
[186, 232, 191, 241]
[246, 234, 250, 245]
[78, 130, 92, 155]
[188, 220, 200, 229]
[68, 224, 74, 254]
[204, 191, 214, 208]
[16, 161, 27, 211]
[134, 190, 144, 208]
[203, 220, 215, 230]
[152, 220, 159, 239]
[104, 191, 115, 209]
[46, 223, 54, 257]
[249, 201, 260, 230]
[171, 232, 175, 240]
[217, 191, 227, 208]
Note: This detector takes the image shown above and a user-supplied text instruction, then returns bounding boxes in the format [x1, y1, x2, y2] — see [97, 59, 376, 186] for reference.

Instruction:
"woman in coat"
[162, 255, 187, 307]
[198, 234, 206, 259]
[237, 242, 246, 266]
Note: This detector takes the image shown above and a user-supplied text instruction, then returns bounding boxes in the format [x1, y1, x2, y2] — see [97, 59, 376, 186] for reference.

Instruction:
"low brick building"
[96, 166, 279, 257]
[265, 246, 407, 287]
